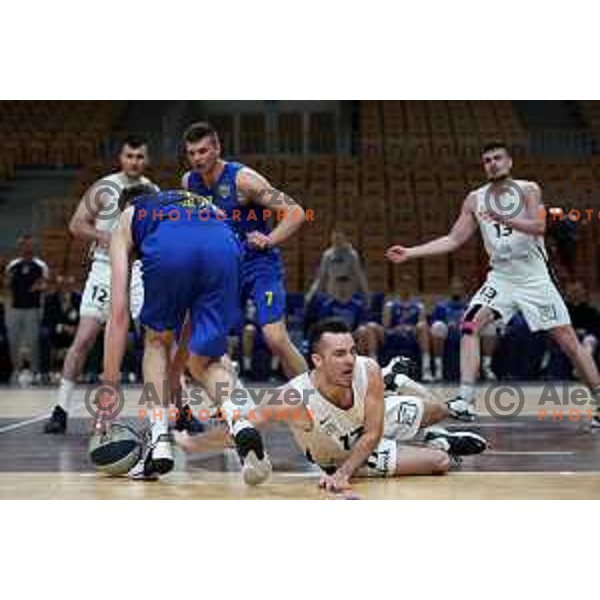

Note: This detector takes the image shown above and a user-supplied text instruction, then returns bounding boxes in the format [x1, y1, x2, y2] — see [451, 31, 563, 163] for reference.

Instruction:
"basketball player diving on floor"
[386, 141, 600, 423]
[97, 185, 272, 484]
[176, 318, 487, 494]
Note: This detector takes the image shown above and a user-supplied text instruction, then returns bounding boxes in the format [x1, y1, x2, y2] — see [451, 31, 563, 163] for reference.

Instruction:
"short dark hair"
[120, 183, 156, 209]
[481, 141, 510, 155]
[120, 135, 148, 152]
[308, 318, 352, 354]
[183, 122, 219, 145]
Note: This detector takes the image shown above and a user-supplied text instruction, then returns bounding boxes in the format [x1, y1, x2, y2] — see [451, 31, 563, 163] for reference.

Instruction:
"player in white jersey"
[44, 136, 158, 434]
[175, 319, 487, 493]
[387, 142, 600, 422]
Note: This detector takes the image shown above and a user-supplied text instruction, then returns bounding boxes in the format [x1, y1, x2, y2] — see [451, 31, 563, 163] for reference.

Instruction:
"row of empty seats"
[35, 149, 600, 295]
[0, 101, 124, 177]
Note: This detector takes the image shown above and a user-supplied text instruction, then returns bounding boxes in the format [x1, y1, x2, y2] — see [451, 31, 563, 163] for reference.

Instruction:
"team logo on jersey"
[396, 402, 418, 427]
[539, 304, 558, 322]
[217, 183, 231, 199]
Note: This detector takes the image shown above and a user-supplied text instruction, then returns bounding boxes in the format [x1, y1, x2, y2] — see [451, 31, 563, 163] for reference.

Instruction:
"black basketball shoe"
[43, 405, 67, 434]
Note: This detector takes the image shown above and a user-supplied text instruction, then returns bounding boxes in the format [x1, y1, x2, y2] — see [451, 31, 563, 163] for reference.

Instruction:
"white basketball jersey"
[473, 179, 548, 275]
[90, 172, 158, 265]
[287, 356, 373, 466]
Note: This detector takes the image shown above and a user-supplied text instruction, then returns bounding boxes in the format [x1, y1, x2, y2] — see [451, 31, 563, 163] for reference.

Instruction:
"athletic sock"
[482, 355, 492, 370]
[243, 356, 252, 372]
[150, 407, 170, 443]
[271, 356, 280, 372]
[459, 383, 476, 403]
[421, 353, 431, 373]
[434, 357, 443, 377]
[57, 378, 75, 413]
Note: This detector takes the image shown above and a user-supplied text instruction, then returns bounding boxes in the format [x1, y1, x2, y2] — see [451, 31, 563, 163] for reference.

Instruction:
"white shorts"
[468, 269, 570, 332]
[80, 260, 144, 324]
[345, 395, 425, 478]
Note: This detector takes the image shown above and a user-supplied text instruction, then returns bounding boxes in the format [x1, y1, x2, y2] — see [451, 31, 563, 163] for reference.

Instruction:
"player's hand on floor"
[386, 245, 410, 263]
[319, 472, 351, 494]
[96, 231, 112, 250]
[247, 231, 272, 250]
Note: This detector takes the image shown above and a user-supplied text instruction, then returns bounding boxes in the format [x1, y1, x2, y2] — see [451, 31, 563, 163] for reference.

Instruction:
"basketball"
[88, 423, 142, 476]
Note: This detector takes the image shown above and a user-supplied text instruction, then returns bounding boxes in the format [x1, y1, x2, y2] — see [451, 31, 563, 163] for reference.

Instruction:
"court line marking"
[487, 451, 575, 455]
[0, 412, 52, 434]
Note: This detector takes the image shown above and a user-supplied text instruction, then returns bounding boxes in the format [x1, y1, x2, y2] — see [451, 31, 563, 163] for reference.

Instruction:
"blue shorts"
[140, 223, 241, 357]
[241, 250, 286, 327]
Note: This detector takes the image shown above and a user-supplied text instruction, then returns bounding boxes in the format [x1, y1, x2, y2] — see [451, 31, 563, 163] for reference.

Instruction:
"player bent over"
[100, 186, 271, 484]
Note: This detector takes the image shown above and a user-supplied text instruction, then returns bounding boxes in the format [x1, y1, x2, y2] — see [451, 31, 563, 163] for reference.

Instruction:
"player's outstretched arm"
[103, 207, 134, 386]
[320, 360, 384, 492]
[237, 167, 306, 248]
[386, 193, 478, 263]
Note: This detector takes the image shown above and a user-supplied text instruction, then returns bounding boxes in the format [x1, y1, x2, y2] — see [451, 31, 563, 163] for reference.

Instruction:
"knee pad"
[430, 321, 448, 338]
[461, 321, 477, 336]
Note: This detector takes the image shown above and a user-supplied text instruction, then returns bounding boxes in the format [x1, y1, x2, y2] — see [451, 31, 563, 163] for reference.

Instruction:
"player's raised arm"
[386, 192, 478, 263]
[103, 207, 134, 386]
[488, 181, 545, 236]
[237, 167, 305, 249]
[320, 360, 384, 492]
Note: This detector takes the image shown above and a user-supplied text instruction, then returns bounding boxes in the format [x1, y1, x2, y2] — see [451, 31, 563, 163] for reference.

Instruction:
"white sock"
[57, 378, 75, 413]
[271, 356, 280, 371]
[434, 356, 443, 375]
[459, 383, 476, 403]
[482, 355, 492, 370]
[150, 406, 170, 443]
[421, 353, 431, 373]
[222, 393, 252, 433]
[243, 356, 252, 371]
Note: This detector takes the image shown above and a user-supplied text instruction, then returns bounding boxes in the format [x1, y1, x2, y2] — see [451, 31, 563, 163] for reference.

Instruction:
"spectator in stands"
[306, 228, 370, 305]
[427, 277, 498, 381]
[382, 275, 431, 380]
[40, 274, 81, 382]
[566, 280, 600, 365]
[428, 277, 467, 381]
[4, 234, 49, 383]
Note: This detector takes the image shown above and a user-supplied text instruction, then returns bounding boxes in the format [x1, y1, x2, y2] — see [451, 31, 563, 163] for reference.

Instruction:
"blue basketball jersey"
[387, 298, 424, 327]
[430, 298, 466, 325]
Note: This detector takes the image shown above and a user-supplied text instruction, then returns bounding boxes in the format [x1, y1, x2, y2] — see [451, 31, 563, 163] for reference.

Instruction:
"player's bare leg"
[262, 320, 307, 378]
[394, 445, 450, 476]
[549, 325, 600, 426]
[480, 322, 498, 381]
[448, 304, 497, 421]
[131, 329, 176, 478]
[242, 323, 256, 375]
[44, 316, 104, 434]
[430, 321, 448, 381]
[186, 353, 272, 485]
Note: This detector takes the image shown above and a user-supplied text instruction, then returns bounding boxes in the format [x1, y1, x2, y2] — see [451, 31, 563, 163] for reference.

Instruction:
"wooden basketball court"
[1, 383, 600, 499]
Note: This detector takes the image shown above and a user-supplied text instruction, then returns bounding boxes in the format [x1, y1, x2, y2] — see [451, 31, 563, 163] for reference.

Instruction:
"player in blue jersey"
[181, 122, 308, 379]
[382, 275, 432, 380]
[99, 185, 271, 484]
